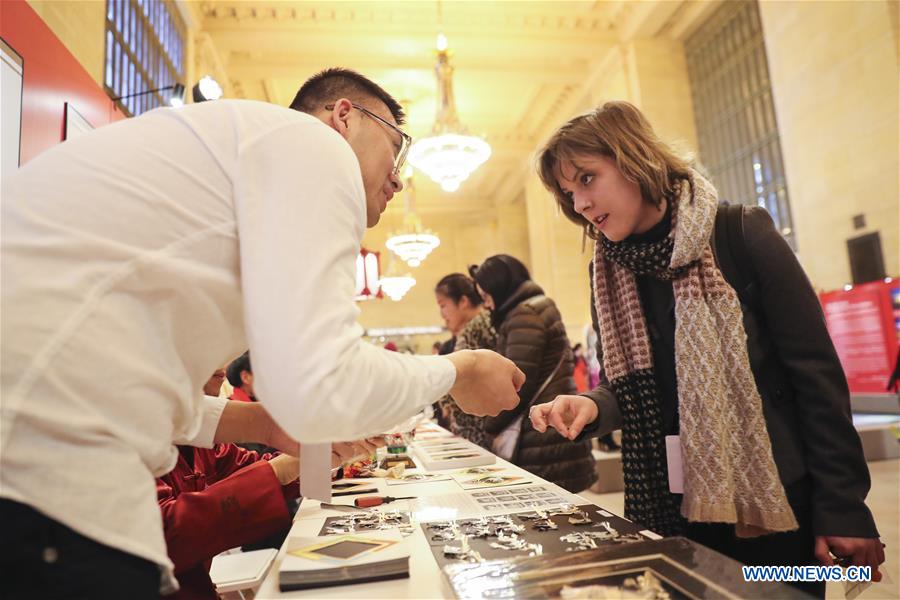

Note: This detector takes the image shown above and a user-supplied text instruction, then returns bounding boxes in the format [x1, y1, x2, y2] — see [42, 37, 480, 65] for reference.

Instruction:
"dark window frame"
[686, 0, 796, 249]
[104, 0, 186, 117]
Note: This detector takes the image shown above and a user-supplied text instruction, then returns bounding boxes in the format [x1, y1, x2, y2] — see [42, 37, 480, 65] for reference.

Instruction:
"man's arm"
[235, 122, 521, 442]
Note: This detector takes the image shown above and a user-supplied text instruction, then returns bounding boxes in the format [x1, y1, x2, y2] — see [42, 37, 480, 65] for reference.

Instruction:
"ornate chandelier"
[378, 242, 417, 301]
[379, 274, 416, 301]
[385, 173, 440, 268]
[408, 33, 491, 193]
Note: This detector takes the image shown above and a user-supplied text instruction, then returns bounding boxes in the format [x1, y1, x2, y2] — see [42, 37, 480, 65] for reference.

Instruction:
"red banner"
[820, 279, 899, 394]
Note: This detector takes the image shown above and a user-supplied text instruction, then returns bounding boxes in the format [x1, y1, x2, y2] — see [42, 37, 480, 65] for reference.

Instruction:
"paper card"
[454, 473, 531, 490]
[452, 466, 504, 477]
[299, 443, 332, 503]
[332, 481, 378, 497]
[416, 440, 467, 449]
[665, 435, 683, 494]
[385, 472, 452, 486]
[468, 484, 578, 512]
[287, 535, 396, 563]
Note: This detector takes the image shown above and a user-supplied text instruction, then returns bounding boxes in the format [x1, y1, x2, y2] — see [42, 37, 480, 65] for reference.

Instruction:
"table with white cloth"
[251, 424, 611, 599]
[251, 425, 808, 600]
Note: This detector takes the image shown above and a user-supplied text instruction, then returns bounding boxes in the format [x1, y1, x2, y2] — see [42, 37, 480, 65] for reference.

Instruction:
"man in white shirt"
[1, 68, 524, 598]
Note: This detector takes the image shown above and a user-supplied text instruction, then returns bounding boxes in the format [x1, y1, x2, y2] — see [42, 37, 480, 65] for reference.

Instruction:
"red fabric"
[229, 387, 254, 403]
[0, 0, 125, 165]
[573, 357, 589, 393]
[157, 444, 300, 600]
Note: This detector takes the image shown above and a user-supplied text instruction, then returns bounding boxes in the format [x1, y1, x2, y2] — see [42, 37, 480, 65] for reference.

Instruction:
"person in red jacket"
[226, 351, 255, 403]
[157, 444, 298, 600]
[159, 433, 380, 598]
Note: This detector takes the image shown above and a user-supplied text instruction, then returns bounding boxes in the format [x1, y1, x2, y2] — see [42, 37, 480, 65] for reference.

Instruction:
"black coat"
[486, 281, 596, 493]
[580, 206, 878, 538]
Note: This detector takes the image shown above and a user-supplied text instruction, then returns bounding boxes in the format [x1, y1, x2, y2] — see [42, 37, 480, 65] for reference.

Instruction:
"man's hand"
[446, 350, 525, 416]
[815, 536, 885, 582]
[530, 395, 598, 440]
[330, 438, 384, 468]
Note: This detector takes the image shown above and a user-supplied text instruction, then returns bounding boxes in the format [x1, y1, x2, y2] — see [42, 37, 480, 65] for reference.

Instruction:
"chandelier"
[378, 247, 416, 301]
[385, 173, 440, 267]
[408, 33, 491, 193]
[379, 274, 416, 301]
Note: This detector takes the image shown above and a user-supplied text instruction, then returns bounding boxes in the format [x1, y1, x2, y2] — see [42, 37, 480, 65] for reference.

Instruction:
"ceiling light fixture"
[379, 250, 417, 302]
[192, 75, 223, 102]
[408, 33, 491, 192]
[385, 171, 440, 268]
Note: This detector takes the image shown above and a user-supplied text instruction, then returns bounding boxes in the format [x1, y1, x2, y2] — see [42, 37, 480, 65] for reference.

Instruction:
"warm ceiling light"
[193, 75, 223, 102]
[379, 274, 416, 301]
[385, 176, 440, 267]
[408, 33, 491, 193]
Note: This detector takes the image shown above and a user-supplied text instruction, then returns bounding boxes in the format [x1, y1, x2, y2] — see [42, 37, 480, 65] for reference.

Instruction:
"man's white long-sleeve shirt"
[0, 100, 455, 575]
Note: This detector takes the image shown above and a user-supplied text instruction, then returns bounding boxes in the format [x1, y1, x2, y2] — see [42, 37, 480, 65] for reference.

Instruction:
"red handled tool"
[353, 495, 416, 508]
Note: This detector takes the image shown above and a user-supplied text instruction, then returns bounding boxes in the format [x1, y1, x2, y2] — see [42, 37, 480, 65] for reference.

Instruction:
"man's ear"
[327, 98, 354, 140]
[241, 370, 253, 387]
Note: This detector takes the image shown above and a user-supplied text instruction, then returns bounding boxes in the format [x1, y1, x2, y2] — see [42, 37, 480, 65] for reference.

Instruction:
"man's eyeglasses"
[326, 103, 412, 176]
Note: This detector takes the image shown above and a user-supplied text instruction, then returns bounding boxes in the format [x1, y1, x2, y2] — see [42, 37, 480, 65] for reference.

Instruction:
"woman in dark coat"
[529, 100, 883, 597]
[469, 255, 596, 493]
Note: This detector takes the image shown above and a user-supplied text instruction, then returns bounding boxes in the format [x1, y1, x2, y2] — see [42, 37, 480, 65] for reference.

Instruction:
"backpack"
[713, 202, 762, 315]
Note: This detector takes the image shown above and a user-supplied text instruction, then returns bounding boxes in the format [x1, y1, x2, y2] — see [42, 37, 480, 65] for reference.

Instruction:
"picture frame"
[64, 102, 93, 141]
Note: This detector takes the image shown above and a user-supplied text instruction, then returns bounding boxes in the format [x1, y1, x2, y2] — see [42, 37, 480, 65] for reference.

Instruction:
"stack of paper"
[278, 530, 409, 591]
[411, 439, 495, 470]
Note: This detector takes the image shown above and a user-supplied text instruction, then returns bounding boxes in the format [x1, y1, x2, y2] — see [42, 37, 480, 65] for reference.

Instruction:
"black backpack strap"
[714, 202, 760, 313]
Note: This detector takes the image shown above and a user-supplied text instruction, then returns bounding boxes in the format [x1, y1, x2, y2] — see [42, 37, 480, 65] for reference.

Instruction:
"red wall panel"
[821, 280, 900, 394]
[0, 0, 124, 165]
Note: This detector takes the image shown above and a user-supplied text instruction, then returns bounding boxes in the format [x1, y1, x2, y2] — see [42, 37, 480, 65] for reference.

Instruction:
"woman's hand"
[529, 395, 598, 440]
[815, 536, 885, 582]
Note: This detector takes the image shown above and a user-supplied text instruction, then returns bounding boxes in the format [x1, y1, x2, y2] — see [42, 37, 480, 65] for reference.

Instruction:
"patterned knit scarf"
[592, 170, 798, 538]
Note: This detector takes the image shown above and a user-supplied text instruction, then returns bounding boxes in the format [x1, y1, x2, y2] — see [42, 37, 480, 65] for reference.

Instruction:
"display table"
[252, 426, 804, 600]
[255, 448, 574, 599]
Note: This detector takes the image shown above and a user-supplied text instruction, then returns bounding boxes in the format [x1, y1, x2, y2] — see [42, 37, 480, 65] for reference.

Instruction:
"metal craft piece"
[442, 535, 482, 562]
[547, 504, 578, 516]
[567, 510, 593, 526]
[559, 570, 672, 600]
[532, 519, 558, 531]
[516, 509, 548, 521]
[323, 510, 413, 535]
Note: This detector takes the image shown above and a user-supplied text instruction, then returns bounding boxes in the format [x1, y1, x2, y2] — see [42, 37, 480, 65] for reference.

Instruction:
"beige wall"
[524, 40, 700, 344]
[28, 0, 106, 86]
[357, 200, 531, 342]
[759, 0, 899, 290]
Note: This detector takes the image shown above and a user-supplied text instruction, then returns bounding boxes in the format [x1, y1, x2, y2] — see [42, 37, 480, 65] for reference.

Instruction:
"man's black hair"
[289, 67, 405, 125]
[226, 351, 252, 388]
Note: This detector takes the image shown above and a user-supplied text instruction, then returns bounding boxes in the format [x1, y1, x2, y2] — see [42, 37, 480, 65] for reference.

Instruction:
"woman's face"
[555, 154, 664, 242]
[436, 292, 471, 335]
[475, 283, 495, 311]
